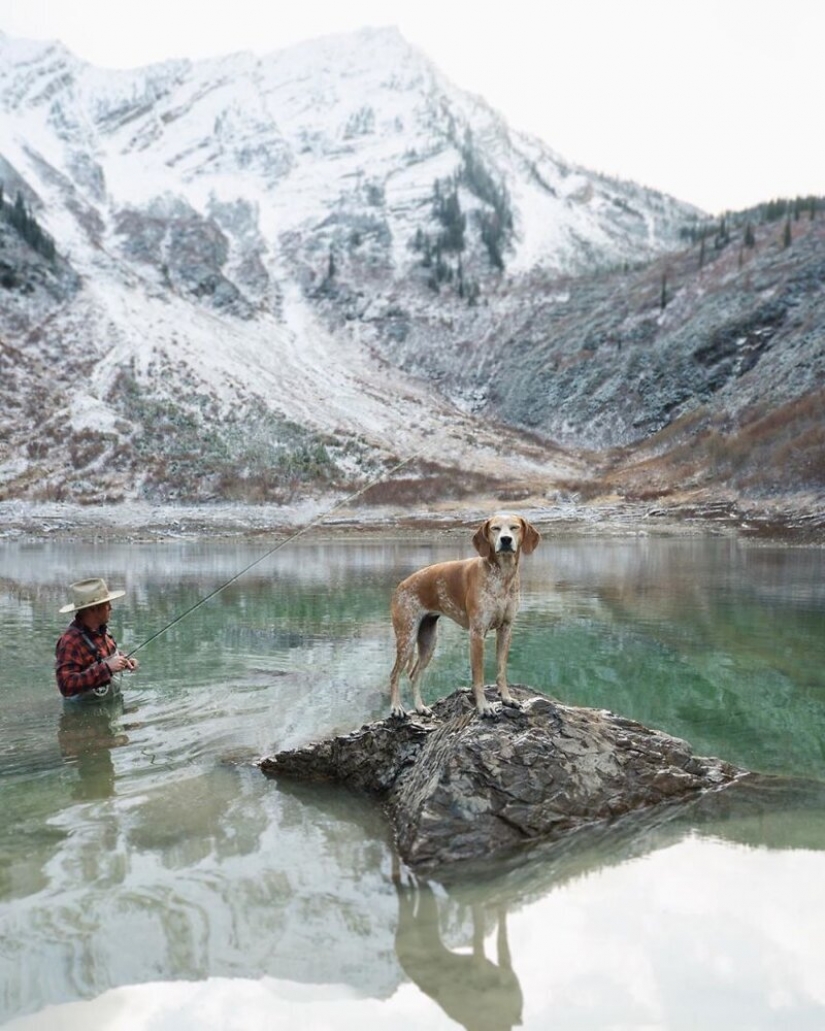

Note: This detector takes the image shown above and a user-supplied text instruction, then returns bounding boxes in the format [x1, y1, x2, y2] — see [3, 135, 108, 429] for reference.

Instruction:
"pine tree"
[11, 192, 27, 235]
[2, 190, 57, 263]
[433, 183, 465, 253]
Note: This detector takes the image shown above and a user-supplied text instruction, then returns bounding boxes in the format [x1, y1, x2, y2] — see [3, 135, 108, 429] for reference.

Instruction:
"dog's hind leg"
[389, 634, 415, 717]
[408, 613, 438, 715]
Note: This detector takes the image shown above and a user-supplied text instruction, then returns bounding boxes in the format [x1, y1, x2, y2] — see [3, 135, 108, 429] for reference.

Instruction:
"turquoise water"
[1, 534, 824, 1029]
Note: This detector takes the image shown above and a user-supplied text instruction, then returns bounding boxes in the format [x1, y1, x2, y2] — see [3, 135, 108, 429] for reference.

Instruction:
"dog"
[389, 512, 540, 718]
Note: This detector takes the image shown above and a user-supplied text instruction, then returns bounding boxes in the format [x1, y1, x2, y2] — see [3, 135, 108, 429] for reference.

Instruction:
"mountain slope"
[1, 27, 821, 528]
[0, 27, 701, 504]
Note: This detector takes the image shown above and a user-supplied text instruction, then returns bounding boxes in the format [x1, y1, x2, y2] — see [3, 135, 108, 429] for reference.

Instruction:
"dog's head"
[472, 513, 541, 561]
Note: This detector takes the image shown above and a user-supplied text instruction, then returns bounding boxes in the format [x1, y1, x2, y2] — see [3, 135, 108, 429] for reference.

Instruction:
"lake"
[1, 532, 825, 1030]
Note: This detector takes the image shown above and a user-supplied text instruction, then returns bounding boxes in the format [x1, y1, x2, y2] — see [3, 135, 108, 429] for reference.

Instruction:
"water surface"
[1, 534, 824, 1029]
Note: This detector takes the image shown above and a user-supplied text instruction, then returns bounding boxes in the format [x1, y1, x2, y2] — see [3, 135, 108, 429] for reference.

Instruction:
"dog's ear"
[520, 519, 541, 555]
[473, 520, 493, 559]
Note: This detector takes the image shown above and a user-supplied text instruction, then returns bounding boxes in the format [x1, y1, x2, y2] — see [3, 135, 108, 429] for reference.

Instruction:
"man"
[56, 578, 138, 699]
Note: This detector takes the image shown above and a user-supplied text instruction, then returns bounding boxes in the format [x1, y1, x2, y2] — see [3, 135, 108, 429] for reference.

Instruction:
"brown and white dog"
[389, 513, 540, 718]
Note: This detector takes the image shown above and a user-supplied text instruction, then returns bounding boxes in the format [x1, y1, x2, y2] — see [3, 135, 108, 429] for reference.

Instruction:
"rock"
[259, 685, 746, 870]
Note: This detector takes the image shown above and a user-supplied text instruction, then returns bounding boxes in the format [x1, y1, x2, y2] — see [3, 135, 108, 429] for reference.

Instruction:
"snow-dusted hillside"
[0, 26, 707, 505]
[0, 27, 698, 274]
[6, 25, 818, 522]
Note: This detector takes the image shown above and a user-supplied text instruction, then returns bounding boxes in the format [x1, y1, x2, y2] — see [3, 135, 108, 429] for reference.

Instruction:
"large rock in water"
[259, 685, 745, 870]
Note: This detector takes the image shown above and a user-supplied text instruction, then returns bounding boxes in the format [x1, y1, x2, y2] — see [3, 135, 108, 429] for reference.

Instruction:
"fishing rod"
[124, 447, 429, 659]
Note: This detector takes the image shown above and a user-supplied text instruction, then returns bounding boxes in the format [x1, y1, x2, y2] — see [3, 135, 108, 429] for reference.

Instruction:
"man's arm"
[55, 632, 112, 697]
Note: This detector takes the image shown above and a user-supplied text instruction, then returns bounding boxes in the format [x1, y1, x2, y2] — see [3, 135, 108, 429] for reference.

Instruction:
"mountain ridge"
[0, 28, 821, 533]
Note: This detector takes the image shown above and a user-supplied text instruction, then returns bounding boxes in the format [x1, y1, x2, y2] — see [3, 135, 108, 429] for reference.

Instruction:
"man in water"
[55, 578, 138, 699]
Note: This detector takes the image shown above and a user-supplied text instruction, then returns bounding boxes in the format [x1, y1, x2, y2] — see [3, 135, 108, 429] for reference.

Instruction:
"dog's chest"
[475, 573, 519, 628]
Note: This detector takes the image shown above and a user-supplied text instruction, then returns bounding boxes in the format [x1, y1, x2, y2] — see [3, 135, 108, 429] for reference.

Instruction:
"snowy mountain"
[1, 27, 821, 521]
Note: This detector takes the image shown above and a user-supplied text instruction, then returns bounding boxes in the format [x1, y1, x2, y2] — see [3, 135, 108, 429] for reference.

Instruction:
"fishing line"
[125, 447, 430, 659]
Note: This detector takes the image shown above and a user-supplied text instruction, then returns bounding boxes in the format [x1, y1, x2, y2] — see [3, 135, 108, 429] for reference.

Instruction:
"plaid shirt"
[55, 618, 117, 697]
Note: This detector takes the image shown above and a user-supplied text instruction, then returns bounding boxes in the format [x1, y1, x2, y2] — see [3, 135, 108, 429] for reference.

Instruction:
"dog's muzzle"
[498, 536, 515, 552]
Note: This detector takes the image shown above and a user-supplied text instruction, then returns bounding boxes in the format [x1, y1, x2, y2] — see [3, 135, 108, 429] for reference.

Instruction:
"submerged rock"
[259, 685, 746, 869]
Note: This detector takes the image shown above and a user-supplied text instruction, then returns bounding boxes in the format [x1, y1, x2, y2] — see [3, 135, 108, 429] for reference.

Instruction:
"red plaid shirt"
[55, 619, 117, 697]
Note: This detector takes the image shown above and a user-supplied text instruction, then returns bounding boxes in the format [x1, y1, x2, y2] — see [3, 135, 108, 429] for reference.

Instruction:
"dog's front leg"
[470, 629, 497, 716]
[495, 623, 521, 709]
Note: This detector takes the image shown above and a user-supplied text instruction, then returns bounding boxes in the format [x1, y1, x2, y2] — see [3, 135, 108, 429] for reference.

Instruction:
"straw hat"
[59, 578, 126, 614]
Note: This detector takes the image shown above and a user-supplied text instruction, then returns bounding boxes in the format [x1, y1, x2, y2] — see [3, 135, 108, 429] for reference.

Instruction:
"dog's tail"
[412, 613, 439, 672]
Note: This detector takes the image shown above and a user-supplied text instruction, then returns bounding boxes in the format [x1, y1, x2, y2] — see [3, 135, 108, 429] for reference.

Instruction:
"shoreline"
[1, 494, 823, 546]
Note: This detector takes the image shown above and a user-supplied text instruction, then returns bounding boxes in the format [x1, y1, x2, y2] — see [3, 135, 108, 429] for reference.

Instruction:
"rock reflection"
[393, 862, 523, 1031]
[57, 696, 130, 799]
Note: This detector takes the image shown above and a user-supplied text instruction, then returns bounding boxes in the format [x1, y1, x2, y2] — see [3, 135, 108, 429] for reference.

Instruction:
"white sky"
[1, 0, 822, 215]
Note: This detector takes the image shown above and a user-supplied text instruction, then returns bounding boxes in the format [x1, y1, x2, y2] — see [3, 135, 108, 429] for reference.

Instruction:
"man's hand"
[105, 653, 139, 673]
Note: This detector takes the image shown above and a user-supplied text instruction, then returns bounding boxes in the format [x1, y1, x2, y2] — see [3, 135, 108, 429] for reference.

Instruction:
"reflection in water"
[1, 538, 825, 1028]
[394, 861, 523, 1031]
[57, 695, 130, 800]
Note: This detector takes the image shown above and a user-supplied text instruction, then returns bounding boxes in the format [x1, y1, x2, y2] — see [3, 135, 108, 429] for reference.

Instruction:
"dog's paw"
[415, 705, 434, 718]
[478, 704, 500, 719]
[389, 706, 409, 720]
[499, 696, 523, 711]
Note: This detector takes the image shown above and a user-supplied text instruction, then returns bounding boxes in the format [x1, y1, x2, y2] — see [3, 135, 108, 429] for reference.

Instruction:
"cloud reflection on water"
[5, 834, 825, 1030]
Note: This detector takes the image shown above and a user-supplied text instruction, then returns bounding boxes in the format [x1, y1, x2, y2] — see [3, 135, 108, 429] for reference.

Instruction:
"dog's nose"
[499, 534, 514, 551]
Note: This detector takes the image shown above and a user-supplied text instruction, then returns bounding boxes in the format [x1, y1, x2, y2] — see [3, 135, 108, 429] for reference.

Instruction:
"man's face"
[83, 601, 112, 629]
